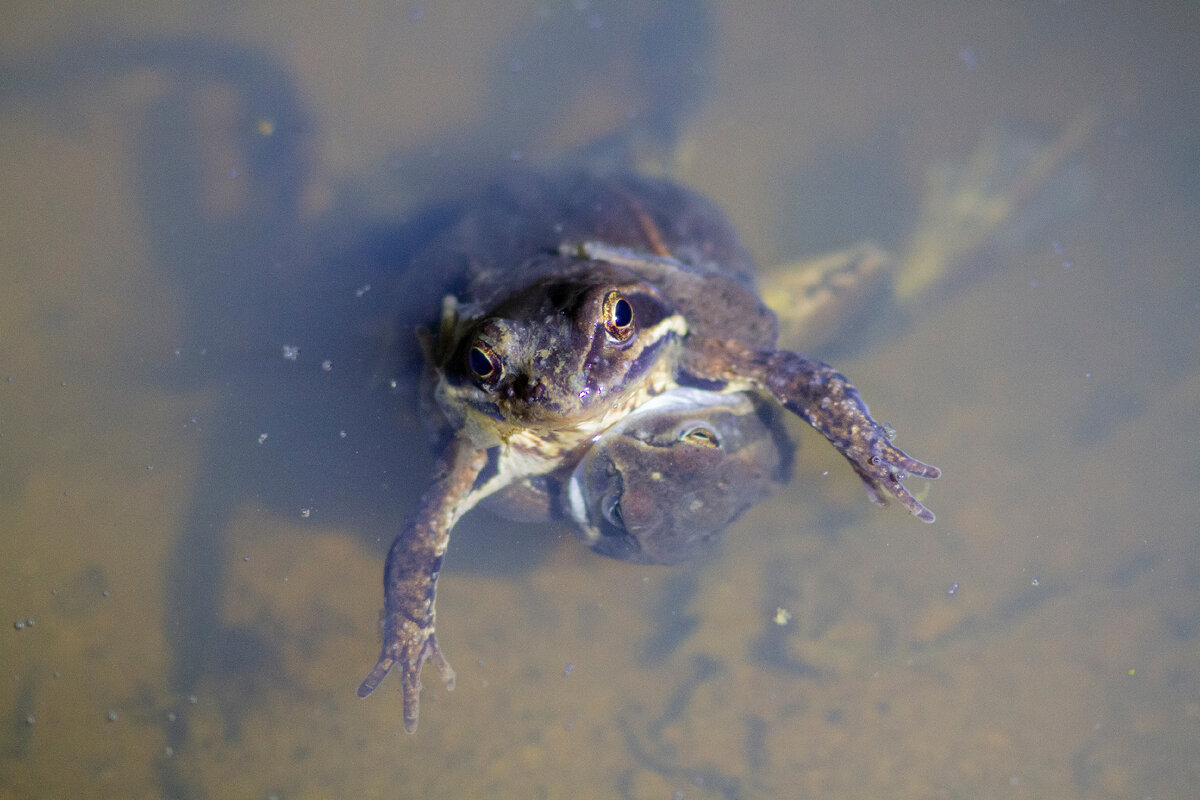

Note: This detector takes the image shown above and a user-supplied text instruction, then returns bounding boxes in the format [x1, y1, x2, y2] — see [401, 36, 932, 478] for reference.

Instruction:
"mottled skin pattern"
[360, 173, 939, 732]
[359, 242, 691, 732]
[356, 437, 485, 732]
[681, 337, 940, 521]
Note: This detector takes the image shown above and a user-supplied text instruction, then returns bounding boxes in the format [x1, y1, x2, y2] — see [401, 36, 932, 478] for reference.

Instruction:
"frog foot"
[896, 113, 1097, 301]
[682, 337, 939, 522]
[358, 617, 455, 734]
[359, 435, 487, 732]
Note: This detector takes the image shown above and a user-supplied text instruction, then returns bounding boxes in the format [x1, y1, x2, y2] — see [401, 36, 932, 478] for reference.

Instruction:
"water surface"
[2, 3, 1197, 798]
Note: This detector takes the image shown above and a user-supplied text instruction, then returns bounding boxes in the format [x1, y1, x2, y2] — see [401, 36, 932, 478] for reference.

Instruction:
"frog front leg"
[682, 337, 939, 522]
[358, 434, 488, 733]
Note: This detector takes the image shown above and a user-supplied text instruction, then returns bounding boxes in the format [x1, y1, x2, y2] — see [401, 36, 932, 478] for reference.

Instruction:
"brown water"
[2, 3, 1198, 798]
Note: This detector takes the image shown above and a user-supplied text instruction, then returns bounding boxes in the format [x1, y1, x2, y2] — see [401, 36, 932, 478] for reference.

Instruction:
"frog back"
[402, 171, 779, 349]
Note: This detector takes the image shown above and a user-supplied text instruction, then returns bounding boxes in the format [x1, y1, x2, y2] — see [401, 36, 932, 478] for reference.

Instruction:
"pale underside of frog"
[356, 173, 941, 732]
[473, 384, 793, 566]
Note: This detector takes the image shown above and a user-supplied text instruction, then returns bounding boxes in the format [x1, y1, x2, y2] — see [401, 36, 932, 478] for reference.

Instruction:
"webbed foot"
[683, 337, 939, 522]
[359, 619, 455, 734]
[838, 420, 940, 522]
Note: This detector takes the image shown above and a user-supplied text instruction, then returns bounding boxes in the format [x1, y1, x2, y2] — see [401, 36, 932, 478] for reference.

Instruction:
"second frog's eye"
[602, 290, 635, 342]
[467, 342, 502, 385]
[679, 423, 721, 448]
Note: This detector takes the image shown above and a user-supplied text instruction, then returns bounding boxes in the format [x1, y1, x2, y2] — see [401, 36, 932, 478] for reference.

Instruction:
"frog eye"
[679, 424, 720, 448]
[602, 291, 635, 342]
[467, 342, 502, 385]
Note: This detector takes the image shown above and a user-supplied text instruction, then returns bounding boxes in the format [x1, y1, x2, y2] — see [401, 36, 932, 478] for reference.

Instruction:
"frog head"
[566, 388, 792, 564]
[434, 260, 688, 446]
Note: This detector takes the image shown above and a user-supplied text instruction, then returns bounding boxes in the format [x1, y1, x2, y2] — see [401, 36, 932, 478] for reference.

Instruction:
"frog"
[358, 171, 940, 732]
[463, 384, 791, 565]
[564, 386, 793, 565]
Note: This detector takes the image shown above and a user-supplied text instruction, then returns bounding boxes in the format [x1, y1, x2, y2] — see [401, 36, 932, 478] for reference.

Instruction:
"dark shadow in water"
[637, 569, 704, 666]
[617, 654, 742, 800]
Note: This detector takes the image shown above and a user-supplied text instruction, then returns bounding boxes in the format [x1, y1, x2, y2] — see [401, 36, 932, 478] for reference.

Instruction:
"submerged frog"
[358, 172, 939, 732]
[565, 387, 792, 565]
[465, 385, 790, 565]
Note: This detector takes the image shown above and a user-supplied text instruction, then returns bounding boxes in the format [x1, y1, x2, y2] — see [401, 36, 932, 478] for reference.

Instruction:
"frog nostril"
[601, 493, 624, 530]
[509, 373, 545, 403]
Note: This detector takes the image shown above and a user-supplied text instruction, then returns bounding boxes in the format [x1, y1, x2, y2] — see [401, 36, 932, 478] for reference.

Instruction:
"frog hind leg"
[896, 113, 1098, 302]
[760, 242, 894, 355]
[682, 337, 939, 522]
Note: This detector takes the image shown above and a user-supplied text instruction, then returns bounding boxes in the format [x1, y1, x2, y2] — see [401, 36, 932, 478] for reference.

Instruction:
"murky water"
[3, 3, 1198, 798]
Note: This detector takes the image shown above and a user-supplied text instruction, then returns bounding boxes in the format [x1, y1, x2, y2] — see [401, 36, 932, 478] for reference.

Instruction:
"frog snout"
[503, 372, 546, 404]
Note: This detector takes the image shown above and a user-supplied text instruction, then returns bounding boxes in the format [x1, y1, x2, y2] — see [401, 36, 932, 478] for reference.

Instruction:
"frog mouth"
[565, 387, 748, 564]
[565, 455, 644, 562]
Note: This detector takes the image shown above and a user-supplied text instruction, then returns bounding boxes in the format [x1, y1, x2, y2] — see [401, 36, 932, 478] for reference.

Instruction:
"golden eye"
[467, 343, 501, 385]
[602, 291, 635, 341]
[680, 424, 720, 448]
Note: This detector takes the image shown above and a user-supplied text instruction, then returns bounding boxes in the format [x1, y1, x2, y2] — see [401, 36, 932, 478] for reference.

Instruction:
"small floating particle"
[106, 710, 118, 722]
[947, 583, 960, 596]
[281, 345, 300, 361]
[257, 433, 269, 445]
[773, 607, 792, 626]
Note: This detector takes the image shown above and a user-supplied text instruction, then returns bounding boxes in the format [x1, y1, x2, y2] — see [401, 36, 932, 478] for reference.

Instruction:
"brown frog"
[359, 172, 939, 732]
[564, 386, 792, 565]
